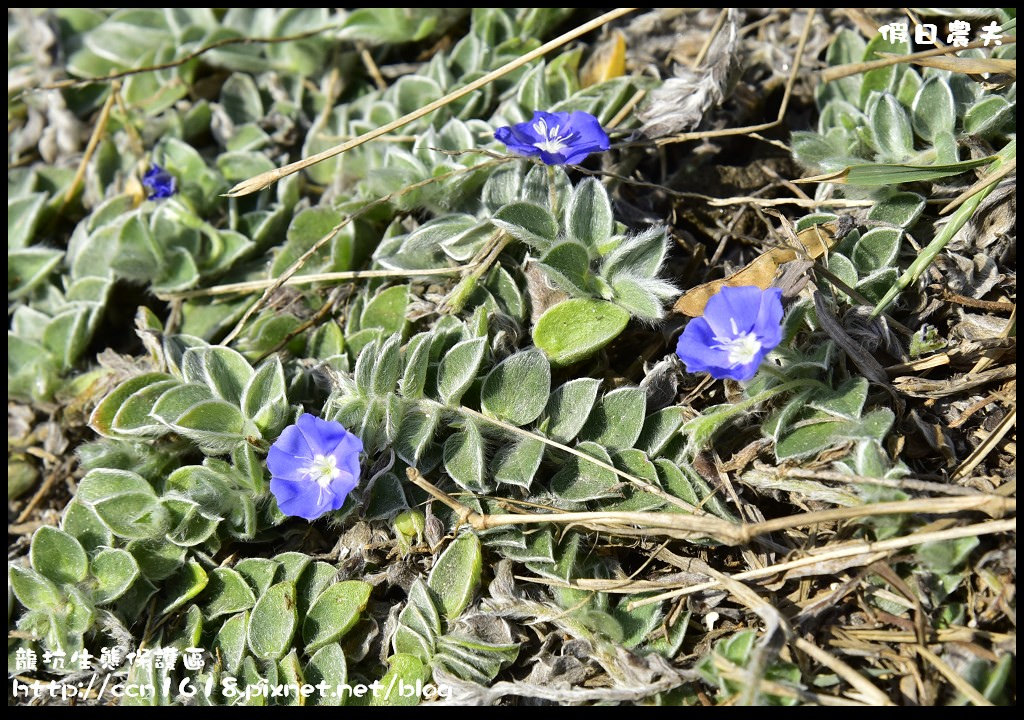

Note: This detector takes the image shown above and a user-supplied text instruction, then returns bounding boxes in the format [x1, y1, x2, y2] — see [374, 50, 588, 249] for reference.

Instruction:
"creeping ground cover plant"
[8, 8, 1016, 707]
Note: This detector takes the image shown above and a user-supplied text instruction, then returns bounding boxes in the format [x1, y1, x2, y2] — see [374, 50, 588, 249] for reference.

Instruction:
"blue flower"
[142, 164, 176, 199]
[267, 414, 363, 521]
[675, 286, 784, 382]
[494, 110, 610, 165]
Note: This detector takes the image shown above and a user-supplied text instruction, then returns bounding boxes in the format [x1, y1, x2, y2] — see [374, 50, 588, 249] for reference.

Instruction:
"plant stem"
[547, 163, 559, 217]
[870, 139, 1015, 318]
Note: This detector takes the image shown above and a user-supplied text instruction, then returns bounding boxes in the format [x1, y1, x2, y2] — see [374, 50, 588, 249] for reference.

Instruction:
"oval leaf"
[533, 298, 629, 367]
[427, 532, 482, 619]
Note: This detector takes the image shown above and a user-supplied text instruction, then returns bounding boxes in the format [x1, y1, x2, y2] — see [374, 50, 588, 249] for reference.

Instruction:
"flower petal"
[328, 433, 363, 477]
[703, 285, 765, 338]
[753, 287, 784, 350]
[675, 317, 734, 375]
[328, 470, 359, 501]
[266, 423, 314, 480]
[273, 483, 329, 520]
[494, 110, 609, 166]
[294, 413, 349, 456]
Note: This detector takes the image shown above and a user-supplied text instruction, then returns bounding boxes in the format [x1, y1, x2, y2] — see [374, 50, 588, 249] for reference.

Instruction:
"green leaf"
[637, 407, 686, 457]
[537, 377, 601, 443]
[491, 436, 545, 488]
[807, 156, 995, 186]
[428, 532, 483, 619]
[491, 201, 558, 250]
[110, 379, 180, 436]
[437, 337, 486, 405]
[917, 537, 979, 575]
[156, 560, 209, 616]
[540, 241, 591, 293]
[393, 579, 442, 661]
[852, 227, 901, 273]
[371, 333, 403, 396]
[214, 612, 249, 675]
[775, 419, 852, 460]
[361, 285, 409, 334]
[43, 308, 94, 372]
[235, 557, 281, 597]
[182, 346, 254, 405]
[305, 644, 348, 706]
[481, 348, 551, 425]
[303, 580, 372, 653]
[8, 247, 63, 298]
[394, 404, 441, 467]
[171, 399, 249, 451]
[61, 500, 113, 553]
[601, 227, 667, 279]
[272, 206, 343, 275]
[399, 332, 431, 399]
[274, 551, 313, 583]
[533, 298, 629, 367]
[611, 277, 664, 319]
[963, 96, 1013, 137]
[578, 387, 646, 449]
[370, 654, 429, 707]
[10, 565, 61, 611]
[867, 192, 924, 228]
[149, 383, 215, 424]
[433, 633, 520, 684]
[30, 526, 89, 585]
[202, 568, 257, 618]
[110, 214, 164, 281]
[443, 420, 488, 492]
[220, 72, 263, 124]
[856, 267, 899, 304]
[296, 561, 338, 617]
[550, 441, 621, 501]
[812, 377, 869, 420]
[565, 177, 614, 250]
[870, 93, 913, 162]
[7, 193, 48, 249]
[613, 597, 663, 648]
[77, 468, 170, 540]
[911, 76, 955, 142]
[339, 7, 453, 45]
[90, 548, 140, 604]
[860, 30, 910, 105]
[241, 356, 287, 434]
[127, 538, 186, 581]
[248, 581, 298, 660]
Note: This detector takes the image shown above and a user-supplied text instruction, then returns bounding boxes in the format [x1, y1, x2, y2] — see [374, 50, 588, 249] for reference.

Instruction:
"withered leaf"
[673, 217, 852, 316]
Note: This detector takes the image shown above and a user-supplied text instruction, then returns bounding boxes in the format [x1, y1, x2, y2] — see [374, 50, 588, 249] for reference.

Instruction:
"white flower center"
[713, 319, 763, 367]
[532, 117, 574, 154]
[305, 453, 341, 488]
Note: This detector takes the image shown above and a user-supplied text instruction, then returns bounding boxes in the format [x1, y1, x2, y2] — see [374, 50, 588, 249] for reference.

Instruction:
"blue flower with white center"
[494, 110, 610, 165]
[142, 164, 176, 199]
[267, 414, 363, 521]
[675, 286, 784, 382]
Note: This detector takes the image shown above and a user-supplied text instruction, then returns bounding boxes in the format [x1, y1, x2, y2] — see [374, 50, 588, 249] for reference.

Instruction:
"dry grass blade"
[220, 157, 508, 344]
[28, 27, 337, 95]
[155, 265, 477, 300]
[626, 518, 1016, 609]
[224, 8, 638, 197]
[952, 409, 1016, 481]
[914, 644, 994, 706]
[821, 36, 1017, 82]
[940, 156, 1017, 215]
